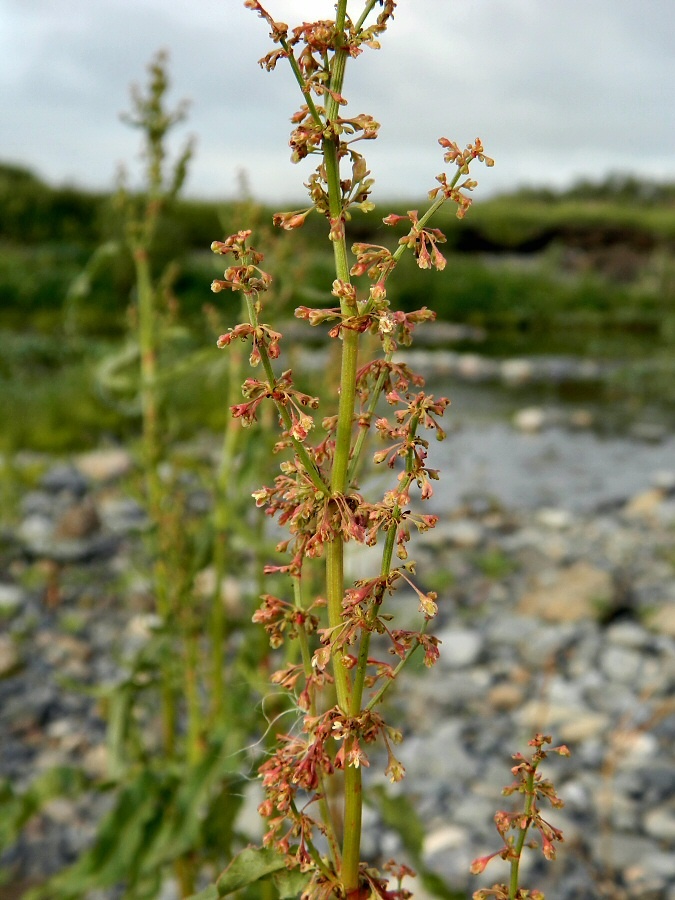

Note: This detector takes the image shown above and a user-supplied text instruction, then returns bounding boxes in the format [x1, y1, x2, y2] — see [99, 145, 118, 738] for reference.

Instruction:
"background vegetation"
[1, 161, 675, 454]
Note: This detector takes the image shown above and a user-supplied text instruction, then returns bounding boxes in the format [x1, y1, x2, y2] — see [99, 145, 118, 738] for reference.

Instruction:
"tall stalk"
[209, 3, 494, 897]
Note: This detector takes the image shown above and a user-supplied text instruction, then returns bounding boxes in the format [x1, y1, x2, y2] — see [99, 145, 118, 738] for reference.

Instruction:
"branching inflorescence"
[210, 2, 494, 897]
[471, 734, 571, 900]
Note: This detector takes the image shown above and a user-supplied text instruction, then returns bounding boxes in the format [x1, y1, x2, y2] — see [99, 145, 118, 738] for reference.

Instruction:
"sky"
[2, 0, 674, 205]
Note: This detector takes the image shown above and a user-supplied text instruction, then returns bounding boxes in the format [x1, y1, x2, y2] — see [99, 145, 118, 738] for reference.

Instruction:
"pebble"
[74, 448, 133, 482]
[0, 634, 22, 678]
[513, 406, 547, 432]
[435, 626, 484, 668]
[1, 445, 675, 900]
[0, 583, 25, 616]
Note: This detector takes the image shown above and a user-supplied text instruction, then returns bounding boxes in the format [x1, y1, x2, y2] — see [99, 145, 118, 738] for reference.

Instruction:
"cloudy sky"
[2, 0, 674, 204]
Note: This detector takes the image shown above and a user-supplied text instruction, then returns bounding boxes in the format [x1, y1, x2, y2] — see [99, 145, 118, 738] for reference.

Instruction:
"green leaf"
[186, 887, 219, 900]
[0, 767, 89, 854]
[216, 846, 289, 895]
[273, 867, 312, 898]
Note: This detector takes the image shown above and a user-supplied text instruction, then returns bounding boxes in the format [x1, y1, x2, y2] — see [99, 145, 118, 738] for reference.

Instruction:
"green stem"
[209, 309, 245, 728]
[509, 769, 537, 899]
[185, 629, 203, 765]
[320, 4, 366, 893]
[134, 245, 176, 758]
[293, 579, 342, 868]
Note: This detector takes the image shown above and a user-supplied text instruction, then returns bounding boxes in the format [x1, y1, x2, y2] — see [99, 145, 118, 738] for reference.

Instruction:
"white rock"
[536, 507, 573, 529]
[436, 626, 484, 668]
[644, 804, 675, 842]
[650, 469, 675, 492]
[75, 448, 133, 482]
[0, 583, 24, 615]
[423, 824, 468, 855]
[512, 406, 546, 432]
[501, 358, 534, 385]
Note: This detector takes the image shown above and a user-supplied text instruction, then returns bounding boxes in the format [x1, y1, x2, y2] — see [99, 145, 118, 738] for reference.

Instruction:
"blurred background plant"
[0, 52, 300, 900]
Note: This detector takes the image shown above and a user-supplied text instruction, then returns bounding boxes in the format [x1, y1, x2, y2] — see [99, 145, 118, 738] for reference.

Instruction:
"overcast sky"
[2, 0, 674, 204]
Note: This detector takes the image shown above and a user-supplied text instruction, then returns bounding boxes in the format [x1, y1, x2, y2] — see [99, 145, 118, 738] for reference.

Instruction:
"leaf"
[186, 887, 219, 900]
[274, 867, 312, 898]
[0, 767, 89, 853]
[216, 846, 289, 895]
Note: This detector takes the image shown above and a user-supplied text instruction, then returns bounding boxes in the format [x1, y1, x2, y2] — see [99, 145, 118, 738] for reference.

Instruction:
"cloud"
[1, 0, 674, 201]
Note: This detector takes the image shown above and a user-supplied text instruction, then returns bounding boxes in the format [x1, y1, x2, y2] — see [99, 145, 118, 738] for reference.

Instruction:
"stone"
[423, 823, 468, 855]
[487, 682, 525, 710]
[645, 602, 675, 637]
[518, 699, 609, 741]
[623, 488, 665, 520]
[643, 803, 675, 842]
[0, 583, 25, 616]
[569, 408, 594, 428]
[518, 561, 613, 622]
[512, 406, 546, 433]
[651, 469, 675, 493]
[53, 496, 100, 539]
[600, 645, 644, 684]
[98, 496, 148, 534]
[435, 626, 484, 668]
[536, 507, 574, 529]
[0, 634, 22, 678]
[75, 448, 133, 482]
[500, 358, 534, 385]
[40, 464, 89, 496]
[444, 520, 485, 549]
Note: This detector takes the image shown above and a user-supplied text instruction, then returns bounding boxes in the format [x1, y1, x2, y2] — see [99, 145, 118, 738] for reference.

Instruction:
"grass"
[2, 176, 675, 454]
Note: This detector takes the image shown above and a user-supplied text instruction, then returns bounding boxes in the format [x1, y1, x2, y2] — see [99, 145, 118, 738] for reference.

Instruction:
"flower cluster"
[429, 136, 495, 218]
[206, 3, 495, 897]
[471, 734, 570, 900]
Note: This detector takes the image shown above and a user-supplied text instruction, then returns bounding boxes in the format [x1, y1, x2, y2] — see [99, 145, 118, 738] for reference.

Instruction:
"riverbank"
[1, 415, 674, 899]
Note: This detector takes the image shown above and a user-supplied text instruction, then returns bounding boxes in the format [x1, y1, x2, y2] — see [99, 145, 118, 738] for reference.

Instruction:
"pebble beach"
[1, 354, 674, 900]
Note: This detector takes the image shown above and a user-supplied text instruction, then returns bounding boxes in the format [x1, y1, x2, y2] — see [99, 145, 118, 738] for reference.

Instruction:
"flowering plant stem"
[209, 3, 494, 896]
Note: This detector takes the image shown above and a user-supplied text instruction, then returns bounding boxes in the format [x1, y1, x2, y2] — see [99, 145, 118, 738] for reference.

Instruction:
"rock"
[645, 602, 675, 637]
[456, 353, 498, 381]
[500, 358, 534, 385]
[512, 406, 546, 433]
[536, 507, 574, 529]
[98, 495, 148, 533]
[605, 621, 652, 649]
[423, 823, 469, 855]
[569, 408, 594, 429]
[75, 448, 133, 482]
[0, 583, 25, 616]
[487, 682, 525, 710]
[53, 496, 100, 539]
[0, 635, 22, 678]
[518, 561, 613, 622]
[435, 627, 484, 668]
[443, 520, 485, 549]
[613, 731, 660, 769]
[40, 464, 89, 497]
[643, 803, 675, 842]
[651, 469, 675, 493]
[18, 513, 52, 547]
[518, 700, 609, 741]
[600, 645, 644, 684]
[623, 488, 665, 520]
[630, 422, 668, 443]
